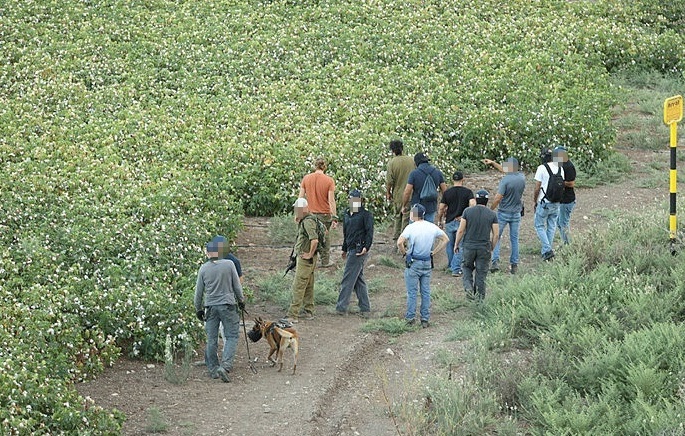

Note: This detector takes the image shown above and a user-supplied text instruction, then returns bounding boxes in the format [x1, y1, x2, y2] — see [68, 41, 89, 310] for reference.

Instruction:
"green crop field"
[1, 0, 684, 433]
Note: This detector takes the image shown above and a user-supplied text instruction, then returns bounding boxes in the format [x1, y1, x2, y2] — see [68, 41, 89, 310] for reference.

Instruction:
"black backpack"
[419, 167, 438, 201]
[541, 163, 564, 203]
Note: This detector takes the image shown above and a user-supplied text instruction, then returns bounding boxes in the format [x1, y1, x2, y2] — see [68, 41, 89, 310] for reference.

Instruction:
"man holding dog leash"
[194, 238, 246, 383]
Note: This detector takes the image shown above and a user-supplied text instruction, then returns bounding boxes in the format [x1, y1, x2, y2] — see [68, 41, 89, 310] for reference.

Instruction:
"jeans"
[491, 211, 521, 266]
[404, 259, 432, 321]
[336, 250, 370, 313]
[204, 304, 240, 373]
[445, 219, 463, 272]
[462, 246, 491, 300]
[534, 202, 560, 256]
[287, 254, 317, 319]
[557, 201, 576, 244]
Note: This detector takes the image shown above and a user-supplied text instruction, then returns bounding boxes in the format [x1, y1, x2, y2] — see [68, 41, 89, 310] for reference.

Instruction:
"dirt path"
[77, 147, 676, 435]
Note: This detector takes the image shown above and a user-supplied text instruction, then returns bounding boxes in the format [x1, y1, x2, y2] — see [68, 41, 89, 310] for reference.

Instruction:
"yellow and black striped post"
[664, 95, 683, 254]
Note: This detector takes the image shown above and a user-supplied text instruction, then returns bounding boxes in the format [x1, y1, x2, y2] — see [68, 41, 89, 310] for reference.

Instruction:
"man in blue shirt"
[401, 152, 447, 224]
[487, 157, 525, 274]
[396, 204, 448, 328]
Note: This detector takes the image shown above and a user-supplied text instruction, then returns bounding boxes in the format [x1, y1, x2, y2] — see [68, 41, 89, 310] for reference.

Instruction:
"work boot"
[510, 264, 518, 274]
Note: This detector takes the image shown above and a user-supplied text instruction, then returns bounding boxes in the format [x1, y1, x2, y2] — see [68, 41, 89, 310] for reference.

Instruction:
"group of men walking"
[194, 141, 577, 381]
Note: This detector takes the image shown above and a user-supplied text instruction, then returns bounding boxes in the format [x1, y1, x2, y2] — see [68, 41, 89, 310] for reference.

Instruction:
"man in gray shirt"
[487, 157, 526, 274]
[455, 190, 499, 301]
[195, 238, 245, 382]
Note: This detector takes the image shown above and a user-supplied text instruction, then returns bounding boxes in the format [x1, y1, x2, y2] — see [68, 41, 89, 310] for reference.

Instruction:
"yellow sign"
[664, 95, 683, 125]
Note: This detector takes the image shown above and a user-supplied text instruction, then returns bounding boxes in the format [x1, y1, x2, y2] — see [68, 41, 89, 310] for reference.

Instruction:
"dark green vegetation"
[1, 0, 684, 433]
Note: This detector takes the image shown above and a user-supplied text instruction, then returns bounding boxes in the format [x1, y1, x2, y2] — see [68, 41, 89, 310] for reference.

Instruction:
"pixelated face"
[503, 161, 519, 172]
[294, 205, 308, 219]
[349, 198, 361, 212]
[553, 150, 568, 163]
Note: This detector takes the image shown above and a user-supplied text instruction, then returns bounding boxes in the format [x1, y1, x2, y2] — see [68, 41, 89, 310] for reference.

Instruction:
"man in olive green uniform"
[386, 139, 415, 240]
[286, 198, 320, 322]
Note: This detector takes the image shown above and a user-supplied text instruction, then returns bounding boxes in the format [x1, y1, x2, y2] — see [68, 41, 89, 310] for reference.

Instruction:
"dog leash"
[240, 308, 258, 374]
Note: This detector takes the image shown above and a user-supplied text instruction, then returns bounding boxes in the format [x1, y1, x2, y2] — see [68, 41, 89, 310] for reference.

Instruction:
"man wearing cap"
[286, 198, 320, 322]
[386, 139, 415, 240]
[487, 157, 526, 274]
[397, 204, 449, 328]
[533, 147, 565, 261]
[455, 190, 499, 301]
[436, 171, 476, 277]
[194, 239, 246, 382]
[335, 189, 374, 317]
[299, 157, 337, 268]
[402, 152, 447, 224]
[554, 147, 576, 245]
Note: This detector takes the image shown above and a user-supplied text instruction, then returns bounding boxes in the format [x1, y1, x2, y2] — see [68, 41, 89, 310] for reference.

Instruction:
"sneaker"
[490, 260, 500, 273]
[405, 318, 416, 326]
[421, 320, 430, 328]
[542, 250, 555, 261]
[215, 367, 231, 383]
[452, 270, 463, 277]
[510, 264, 518, 274]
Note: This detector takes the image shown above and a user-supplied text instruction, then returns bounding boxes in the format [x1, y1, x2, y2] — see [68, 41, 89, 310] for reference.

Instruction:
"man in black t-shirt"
[455, 190, 499, 301]
[553, 147, 576, 245]
[436, 171, 475, 277]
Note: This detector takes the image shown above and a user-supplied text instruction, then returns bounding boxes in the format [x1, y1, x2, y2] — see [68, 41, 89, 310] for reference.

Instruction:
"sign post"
[664, 95, 683, 254]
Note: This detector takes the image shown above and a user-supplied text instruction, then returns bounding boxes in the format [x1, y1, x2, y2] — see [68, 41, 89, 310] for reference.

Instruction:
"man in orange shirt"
[299, 157, 338, 267]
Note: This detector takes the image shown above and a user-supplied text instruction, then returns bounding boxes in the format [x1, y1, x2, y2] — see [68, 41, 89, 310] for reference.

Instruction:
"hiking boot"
[421, 320, 430, 329]
[490, 260, 500, 273]
[510, 264, 518, 274]
[215, 367, 231, 383]
[542, 251, 555, 261]
[452, 270, 463, 278]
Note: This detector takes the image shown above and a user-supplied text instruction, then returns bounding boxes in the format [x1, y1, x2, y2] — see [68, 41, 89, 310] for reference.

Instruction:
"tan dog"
[248, 317, 299, 374]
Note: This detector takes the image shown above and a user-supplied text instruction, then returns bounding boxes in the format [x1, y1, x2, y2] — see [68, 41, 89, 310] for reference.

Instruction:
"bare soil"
[77, 148, 674, 435]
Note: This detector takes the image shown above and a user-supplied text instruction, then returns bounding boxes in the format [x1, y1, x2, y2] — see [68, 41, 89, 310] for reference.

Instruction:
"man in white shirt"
[533, 147, 565, 261]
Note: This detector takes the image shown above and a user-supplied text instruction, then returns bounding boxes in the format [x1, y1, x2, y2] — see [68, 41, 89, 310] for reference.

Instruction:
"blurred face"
[503, 161, 519, 173]
[294, 205, 308, 220]
[349, 197, 362, 212]
[553, 150, 568, 163]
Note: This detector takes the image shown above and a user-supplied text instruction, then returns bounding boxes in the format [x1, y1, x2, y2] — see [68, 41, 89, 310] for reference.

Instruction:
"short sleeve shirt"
[301, 172, 335, 214]
[399, 220, 446, 258]
[496, 172, 526, 214]
[462, 205, 498, 250]
[534, 162, 564, 203]
[295, 215, 319, 255]
[406, 163, 445, 214]
[561, 161, 576, 204]
[440, 186, 474, 221]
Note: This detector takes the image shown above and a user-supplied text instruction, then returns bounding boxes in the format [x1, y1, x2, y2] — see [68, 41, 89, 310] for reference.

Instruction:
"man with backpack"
[533, 147, 565, 261]
[402, 152, 447, 224]
[553, 147, 577, 245]
[286, 198, 325, 323]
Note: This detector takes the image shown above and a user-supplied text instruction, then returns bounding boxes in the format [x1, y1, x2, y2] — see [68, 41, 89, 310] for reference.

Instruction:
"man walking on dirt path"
[402, 152, 447, 224]
[533, 147, 565, 261]
[386, 139, 415, 241]
[455, 190, 499, 301]
[286, 198, 320, 323]
[336, 189, 374, 317]
[553, 147, 577, 245]
[300, 157, 338, 268]
[484, 157, 525, 274]
[436, 171, 475, 277]
[195, 239, 246, 383]
[397, 204, 448, 328]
